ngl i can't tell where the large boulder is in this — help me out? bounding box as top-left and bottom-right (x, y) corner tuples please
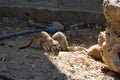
(100, 0), (120, 73)
(103, 0), (120, 27)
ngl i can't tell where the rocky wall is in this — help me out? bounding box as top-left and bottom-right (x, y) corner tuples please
(0, 0), (105, 25)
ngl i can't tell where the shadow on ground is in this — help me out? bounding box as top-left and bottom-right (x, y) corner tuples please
(0, 36), (68, 80)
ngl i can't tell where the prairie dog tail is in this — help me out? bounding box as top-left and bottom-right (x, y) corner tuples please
(67, 46), (86, 51)
(19, 39), (33, 49)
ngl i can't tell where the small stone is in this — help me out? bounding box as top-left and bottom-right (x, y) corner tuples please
(52, 21), (64, 31)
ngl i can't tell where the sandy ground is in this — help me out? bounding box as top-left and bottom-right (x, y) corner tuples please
(0, 24), (120, 80)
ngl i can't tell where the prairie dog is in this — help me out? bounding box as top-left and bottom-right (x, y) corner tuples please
(19, 31), (59, 51)
(51, 40), (61, 51)
(52, 32), (68, 51)
(87, 44), (103, 60)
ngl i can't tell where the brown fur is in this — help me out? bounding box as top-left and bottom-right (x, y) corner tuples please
(52, 32), (68, 51)
(51, 40), (61, 51)
(19, 31), (60, 51)
(52, 32), (86, 51)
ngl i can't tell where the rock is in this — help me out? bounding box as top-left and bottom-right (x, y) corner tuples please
(101, 43), (120, 73)
(52, 21), (64, 31)
(103, 0), (120, 27)
(98, 31), (106, 46)
(105, 27), (120, 43)
(0, 42), (5, 46)
(2, 17), (9, 25)
(87, 44), (103, 61)
(58, 51), (70, 56)
(100, 0), (120, 73)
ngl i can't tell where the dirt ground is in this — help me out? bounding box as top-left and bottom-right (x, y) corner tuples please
(0, 23), (120, 80)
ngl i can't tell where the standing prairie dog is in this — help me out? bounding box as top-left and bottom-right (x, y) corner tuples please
(52, 32), (68, 51)
(19, 31), (60, 51)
